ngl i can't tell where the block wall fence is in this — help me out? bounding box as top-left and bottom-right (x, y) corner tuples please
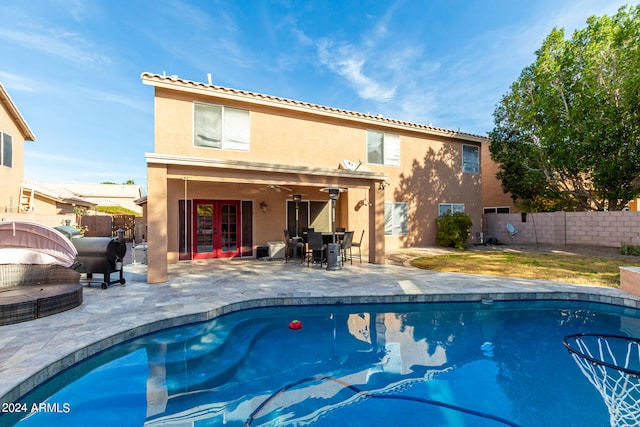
(482, 211), (640, 248)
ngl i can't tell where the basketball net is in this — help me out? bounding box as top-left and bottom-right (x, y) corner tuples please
(564, 334), (640, 427)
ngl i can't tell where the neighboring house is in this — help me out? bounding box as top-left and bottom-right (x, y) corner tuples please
(0, 83), (36, 213)
(626, 199), (640, 211)
(142, 73), (486, 283)
(19, 180), (96, 214)
(23, 182), (143, 215)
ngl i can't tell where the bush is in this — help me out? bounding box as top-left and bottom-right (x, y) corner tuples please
(620, 243), (640, 256)
(436, 212), (473, 250)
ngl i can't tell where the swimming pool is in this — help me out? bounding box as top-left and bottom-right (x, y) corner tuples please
(3, 300), (639, 426)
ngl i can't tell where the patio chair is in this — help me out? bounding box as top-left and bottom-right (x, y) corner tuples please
(340, 231), (354, 265)
(284, 229), (304, 263)
(350, 230), (365, 264)
(306, 232), (327, 267)
(302, 228), (314, 243)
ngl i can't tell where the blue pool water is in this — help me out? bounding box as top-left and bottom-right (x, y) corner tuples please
(3, 300), (639, 427)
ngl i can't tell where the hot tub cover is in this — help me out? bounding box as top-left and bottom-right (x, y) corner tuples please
(0, 220), (78, 267)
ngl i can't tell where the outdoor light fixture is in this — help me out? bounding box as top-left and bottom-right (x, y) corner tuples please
(378, 181), (391, 190)
(260, 202), (268, 213)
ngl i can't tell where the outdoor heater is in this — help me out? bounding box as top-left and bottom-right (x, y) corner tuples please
(320, 187), (346, 271)
(292, 194), (303, 238)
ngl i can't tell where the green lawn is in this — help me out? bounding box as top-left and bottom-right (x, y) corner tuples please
(410, 251), (640, 287)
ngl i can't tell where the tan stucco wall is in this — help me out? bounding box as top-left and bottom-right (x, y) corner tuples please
(147, 163), (168, 283)
(153, 87), (483, 250)
(0, 101), (26, 213)
(146, 82), (485, 281)
(378, 133), (483, 251)
(153, 88), (370, 168)
(481, 139), (515, 212)
(31, 195), (60, 215)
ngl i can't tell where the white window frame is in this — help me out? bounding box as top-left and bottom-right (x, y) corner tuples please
(193, 102), (250, 151)
(439, 203), (465, 217)
(385, 202), (408, 235)
(367, 130), (400, 166)
(462, 144), (479, 174)
(0, 131), (12, 168)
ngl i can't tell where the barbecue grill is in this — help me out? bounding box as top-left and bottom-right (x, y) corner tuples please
(55, 227), (127, 289)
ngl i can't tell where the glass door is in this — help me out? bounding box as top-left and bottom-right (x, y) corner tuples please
(218, 201), (239, 258)
(195, 202), (214, 257)
(193, 200), (240, 259)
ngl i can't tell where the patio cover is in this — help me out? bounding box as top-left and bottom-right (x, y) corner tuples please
(0, 221), (78, 267)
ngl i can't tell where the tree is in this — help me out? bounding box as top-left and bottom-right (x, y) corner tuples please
(490, 5), (640, 211)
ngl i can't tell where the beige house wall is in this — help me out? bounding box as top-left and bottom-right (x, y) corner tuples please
(0, 101), (27, 213)
(144, 74), (486, 283)
(0, 212), (75, 228)
(481, 139), (515, 212)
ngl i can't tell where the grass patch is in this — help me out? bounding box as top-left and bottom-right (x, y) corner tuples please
(410, 251), (640, 287)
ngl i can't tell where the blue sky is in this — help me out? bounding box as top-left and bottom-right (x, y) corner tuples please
(0, 0), (630, 189)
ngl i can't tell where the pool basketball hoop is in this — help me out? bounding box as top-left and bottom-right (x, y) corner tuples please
(563, 334), (640, 427)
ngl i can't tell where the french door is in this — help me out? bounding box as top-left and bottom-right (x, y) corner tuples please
(193, 200), (240, 259)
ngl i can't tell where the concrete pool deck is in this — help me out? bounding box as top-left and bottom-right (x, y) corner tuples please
(2, 251), (640, 405)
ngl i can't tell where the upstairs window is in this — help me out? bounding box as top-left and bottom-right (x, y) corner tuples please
(0, 132), (12, 168)
(367, 130), (400, 166)
(462, 144), (479, 174)
(194, 102), (250, 151)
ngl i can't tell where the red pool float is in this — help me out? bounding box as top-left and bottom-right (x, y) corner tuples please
(289, 320), (303, 330)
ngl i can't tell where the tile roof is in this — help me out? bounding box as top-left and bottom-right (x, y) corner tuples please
(141, 72), (487, 143)
(40, 182), (142, 199)
(22, 181), (95, 207)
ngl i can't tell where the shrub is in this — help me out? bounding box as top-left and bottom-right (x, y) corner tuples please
(436, 212), (473, 250)
(620, 243), (640, 256)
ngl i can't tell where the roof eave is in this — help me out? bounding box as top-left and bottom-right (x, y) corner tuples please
(0, 83), (36, 141)
(145, 153), (388, 182)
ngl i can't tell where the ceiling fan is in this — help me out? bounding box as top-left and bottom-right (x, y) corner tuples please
(261, 184), (293, 192)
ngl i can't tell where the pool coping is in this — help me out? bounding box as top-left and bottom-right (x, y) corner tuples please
(2, 260), (640, 407)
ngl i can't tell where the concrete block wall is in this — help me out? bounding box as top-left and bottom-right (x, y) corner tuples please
(0, 212), (75, 228)
(482, 211), (640, 248)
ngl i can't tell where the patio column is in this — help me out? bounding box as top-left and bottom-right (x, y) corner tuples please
(147, 163), (168, 283)
(368, 182), (386, 264)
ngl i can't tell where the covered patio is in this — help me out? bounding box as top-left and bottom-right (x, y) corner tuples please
(145, 153), (389, 283)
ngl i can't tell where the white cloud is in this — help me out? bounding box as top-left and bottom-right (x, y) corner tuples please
(0, 72), (38, 93)
(81, 88), (150, 113)
(0, 27), (111, 65)
(317, 39), (396, 102)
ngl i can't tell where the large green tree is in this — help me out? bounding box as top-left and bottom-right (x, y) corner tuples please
(489, 5), (640, 211)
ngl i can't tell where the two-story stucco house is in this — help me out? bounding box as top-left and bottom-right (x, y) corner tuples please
(0, 83), (35, 214)
(142, 73), (486, 283)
